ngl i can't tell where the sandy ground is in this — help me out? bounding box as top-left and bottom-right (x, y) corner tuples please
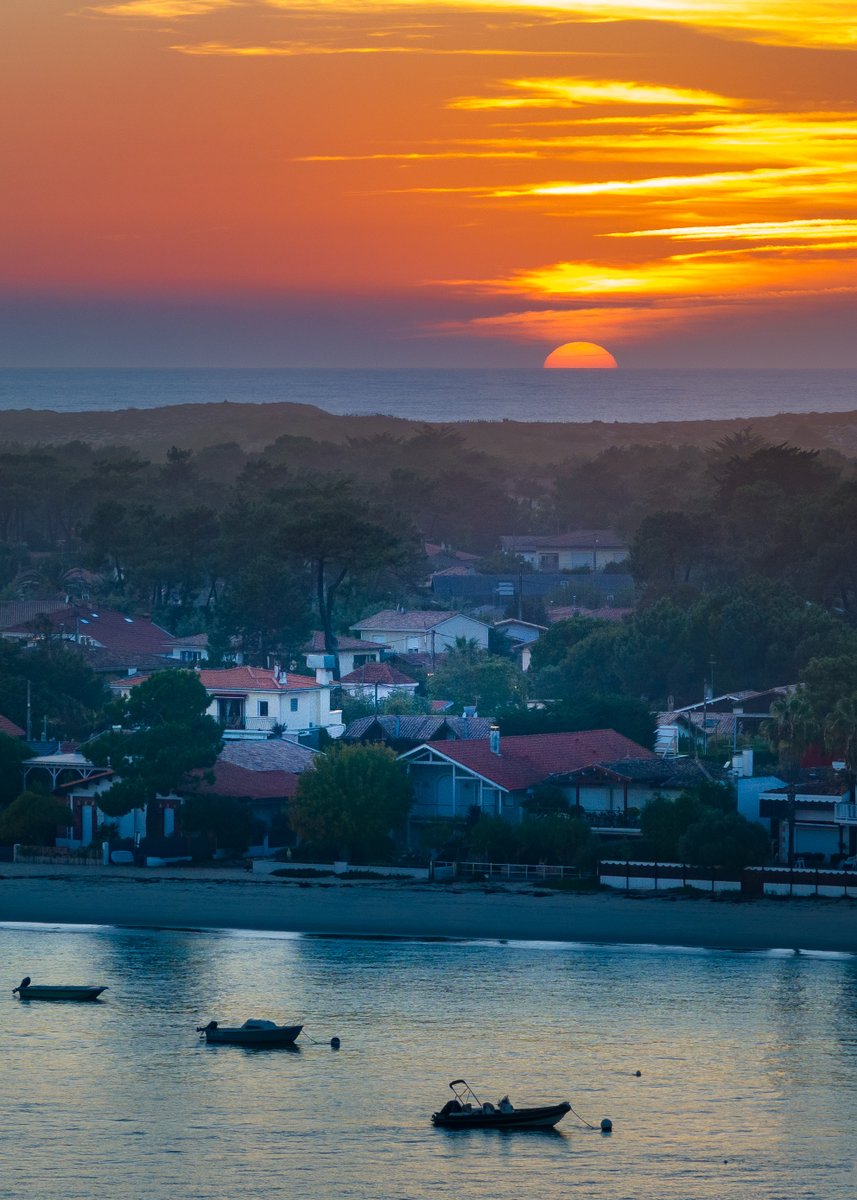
(2, 864), (857, 952)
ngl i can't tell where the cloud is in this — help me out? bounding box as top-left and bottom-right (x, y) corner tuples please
(450, 77), (738, 111)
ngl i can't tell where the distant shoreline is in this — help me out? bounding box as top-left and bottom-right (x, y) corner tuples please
(2, 866), (857, 954)
(0, 395), (856, 459)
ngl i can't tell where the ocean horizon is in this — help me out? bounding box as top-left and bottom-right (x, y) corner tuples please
(0, 367), (855, 424)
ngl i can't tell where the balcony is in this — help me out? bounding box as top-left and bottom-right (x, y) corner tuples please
(835, 802), (857, 824)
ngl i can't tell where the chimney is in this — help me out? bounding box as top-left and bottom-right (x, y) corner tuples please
(489, 725), (500, 755)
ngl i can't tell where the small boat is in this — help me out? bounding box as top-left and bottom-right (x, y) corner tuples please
(13, 977), (107, 1002)
(432, 1079), (571, 1130)
(196, 1019), (303, 1047)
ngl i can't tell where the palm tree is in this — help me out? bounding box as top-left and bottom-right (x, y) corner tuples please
(825, 693), (857, 771)
(762, 690), (818, 774)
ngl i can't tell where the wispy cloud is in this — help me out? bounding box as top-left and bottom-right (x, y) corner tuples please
(87, 0), (238, 15)
(450, 77), (737, 110)
(609, 219), (857, 242)
(85, 0), (857, 49)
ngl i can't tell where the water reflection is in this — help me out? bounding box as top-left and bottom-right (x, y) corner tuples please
(3, 924), (857, 1200)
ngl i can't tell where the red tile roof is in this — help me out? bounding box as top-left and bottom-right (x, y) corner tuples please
(2, 603), (178, 660)
(339, 662), (418, 686)
(197, 667), (318, 691)
(0, 713), (25, 738)
(194, 761), (303, 800)
(419, 729), (655, 791)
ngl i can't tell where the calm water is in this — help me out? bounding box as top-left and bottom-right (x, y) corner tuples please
(3, 924), (857, 1200)
(0, 368), (855, 423)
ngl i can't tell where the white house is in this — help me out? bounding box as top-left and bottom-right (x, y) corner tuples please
(111, 663), (344, 740)
(302, 631), (390, 677)
(493, 618), (547, 671)
(337, 661), (420, 704)
(350, 610), (490, 658)
(500, 530), (629, 573)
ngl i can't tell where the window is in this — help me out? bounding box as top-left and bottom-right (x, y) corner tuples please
(538, 553), (559, 572)
(290, 698), (299, 712)
(258, 700), (269, 717)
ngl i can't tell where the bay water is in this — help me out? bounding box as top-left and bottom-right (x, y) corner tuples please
(3, 923), (856, 1199)
(0, 368), (855, 423)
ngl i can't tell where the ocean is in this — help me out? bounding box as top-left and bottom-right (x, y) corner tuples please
(0, 368), (855, 423)
(4, 923), (856, 1200)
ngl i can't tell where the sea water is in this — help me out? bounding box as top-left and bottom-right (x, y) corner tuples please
(0, 368), (855, 423)
(3, 923), (856, 1200)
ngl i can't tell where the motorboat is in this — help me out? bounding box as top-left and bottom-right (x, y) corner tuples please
(432, 1079), (572, 1130)
(196, 1019), (303, 1047)
(13, 977), (107, 1001)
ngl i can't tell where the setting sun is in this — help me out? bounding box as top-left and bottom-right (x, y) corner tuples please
(543, 342), (618, 369)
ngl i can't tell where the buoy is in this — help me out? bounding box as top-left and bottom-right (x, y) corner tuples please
(330, 1036), (341, 1049)
(601, 1118), (613, 1133)
(634, 1070), (641, 1077)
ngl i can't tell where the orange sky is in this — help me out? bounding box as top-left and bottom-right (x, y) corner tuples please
(2, 0), (856, 365)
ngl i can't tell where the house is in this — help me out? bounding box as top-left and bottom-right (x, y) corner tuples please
(738, 770), (857, 865)
(190, 738), (318, 841)
(343, 713), (494, 752)
(424, 543), (481, 573)
(1, 601), (198, 676)
(656, 686), (795, 757)
(350, 610), (490, 658)
(337, 661), (419, 703)
(302, 631), (390, 677)
(400, 727), (658, 833)
(111, 663), (345, 741)
(500, 531), (629, 573)
(21, 749), (150, 847)
(493, 618), (547, 671)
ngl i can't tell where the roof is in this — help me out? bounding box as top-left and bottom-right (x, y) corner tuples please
(2, 603), (180, 665)
(219, 739), (317, 773)
(194, 761), (303, 800)
(303, 631), (389, 653)
(424, 543), (481, 562)
(0, 714), (25, 738)
(501, 530), (628, 552)
(339, 662), (418, 686)
(409, 729), (656, 791)
(547, 606), (634, 624)
(344, 714), (494, 742)
(351, 609), (483, 632)
(197, 667), (318, 692)
(191, 739), (317, 800)
(0, 599), (70, 629)
(554, 757), (711, 788)
(494, 619), (548, 632)
(170, 633), (209, 647)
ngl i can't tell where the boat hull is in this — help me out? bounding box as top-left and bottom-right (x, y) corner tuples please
(432, 1101), (571, 1130)
(203, 1024), (303, 1047)
(16, 986), (106, 1002)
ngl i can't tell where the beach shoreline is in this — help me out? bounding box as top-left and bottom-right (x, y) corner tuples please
(2, 864), (857, 952)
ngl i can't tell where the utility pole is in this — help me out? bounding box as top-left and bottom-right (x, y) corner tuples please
(26, 679), (32, 742)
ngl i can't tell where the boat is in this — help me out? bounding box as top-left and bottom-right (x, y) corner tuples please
(432, 1080), (572, 1130)
(196, 1018), (303, 1047)
(12, 977), (107, 1002)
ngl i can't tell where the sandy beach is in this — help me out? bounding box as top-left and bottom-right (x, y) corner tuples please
(2, 864), (857, 952)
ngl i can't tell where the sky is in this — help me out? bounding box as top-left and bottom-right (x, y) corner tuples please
(2, 0), (856, 367)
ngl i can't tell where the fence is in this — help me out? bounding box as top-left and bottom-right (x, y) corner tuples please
(432, 860), (585, 882)
(11, 844), (104, 866)
(599, 860), (857, 898)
